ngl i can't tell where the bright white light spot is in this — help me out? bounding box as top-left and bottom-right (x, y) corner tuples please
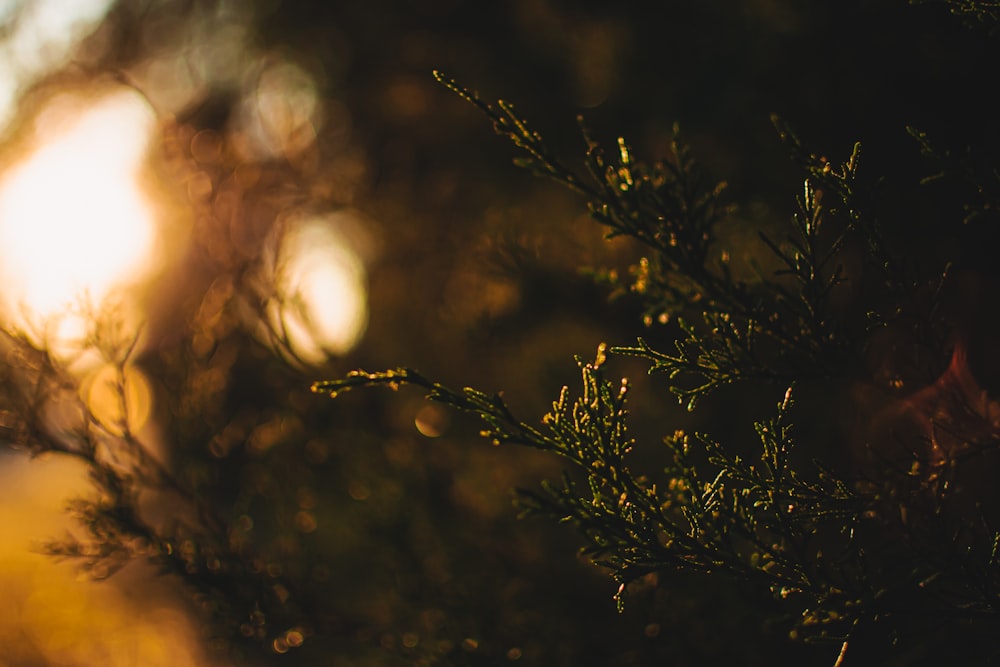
(0, 88), (158, 340)
(270, 212), (368, 363)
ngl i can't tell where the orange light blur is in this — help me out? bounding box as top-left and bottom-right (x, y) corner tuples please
(0, 87), (159, 350)
(0, 86), (203, 664)
(0, 453), (221, 667)
(268, 212), (369, 363)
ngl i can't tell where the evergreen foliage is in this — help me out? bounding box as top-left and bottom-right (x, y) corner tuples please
(314, 27), (1000, 663)
(0, 314), (313, 657)
(913, 0), (1000, 28)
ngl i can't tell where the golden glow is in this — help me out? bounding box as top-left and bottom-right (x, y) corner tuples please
(81, 363), (154, 436)
(0, 453), (220, 667)
(269, 212), (368, 363)
(0, 88), (158, 345)
(415, 404), (449, 438)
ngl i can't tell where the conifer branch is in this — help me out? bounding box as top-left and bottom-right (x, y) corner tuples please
(315, 358), (878, 641)
(316, 67), (1000, 659)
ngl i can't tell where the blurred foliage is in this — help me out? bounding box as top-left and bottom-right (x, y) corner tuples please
(2, 1), (1000, 666)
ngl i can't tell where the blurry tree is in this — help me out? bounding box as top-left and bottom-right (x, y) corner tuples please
(1, 1), (999, 666)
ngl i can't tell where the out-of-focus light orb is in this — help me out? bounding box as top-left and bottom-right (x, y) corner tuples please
(236, 56), (323, 161)
(0, 87), (158, 342)
(81, 363), (154, 437)
(270, 212), (368, 364)
(125, 3), (258, 117)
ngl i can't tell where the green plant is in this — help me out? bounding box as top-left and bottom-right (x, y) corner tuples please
(314, 56), (1000, 663)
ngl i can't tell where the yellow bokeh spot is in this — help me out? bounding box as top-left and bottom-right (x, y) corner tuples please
(0, 86), (158, 346)
(414, 403), (449, 438)
(80, 362), (153, 436)
(268, 211), (368, 363)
